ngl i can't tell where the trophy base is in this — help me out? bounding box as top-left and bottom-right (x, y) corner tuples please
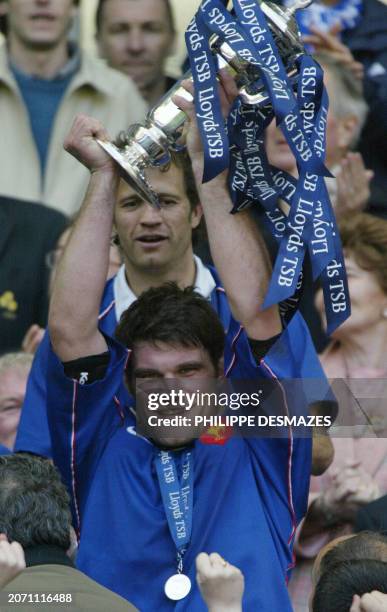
(97, 140), (160, 208)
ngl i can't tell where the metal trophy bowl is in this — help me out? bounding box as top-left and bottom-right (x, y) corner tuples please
(97, 0), (312, 207)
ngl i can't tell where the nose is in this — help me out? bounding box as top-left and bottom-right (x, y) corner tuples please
(139, 203), (163, 226)
(126, 28), (146, 54)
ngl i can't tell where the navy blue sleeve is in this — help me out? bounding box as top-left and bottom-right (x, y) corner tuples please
(46, 335), (129, 531)
(14, 330), (52, 458)
(223, 312), (314, 574)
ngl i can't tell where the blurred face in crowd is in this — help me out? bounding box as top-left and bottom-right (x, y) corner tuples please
(48, 226), (122, 296)
(266, 69), (359, 173)
(0, 364), (29, 449)
(5, 0), (76, 50)
(114, 163), (202, 274)
(316, 253), (387, 339)
(97, 0), (175, 99)
(133, 341), (222, 449)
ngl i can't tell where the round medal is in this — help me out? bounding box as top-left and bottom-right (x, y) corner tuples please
(164, 574), (192, 601)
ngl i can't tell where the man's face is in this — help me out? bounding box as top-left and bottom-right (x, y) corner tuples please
(6, 0), (75, 51)
(97, 0), (174, 96)
(0, 366), (29, 450)
(114, 163), (201, 273)
(133, 341), (223, 449)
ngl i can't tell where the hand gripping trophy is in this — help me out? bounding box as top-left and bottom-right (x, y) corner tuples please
(97, 0), (312, 207)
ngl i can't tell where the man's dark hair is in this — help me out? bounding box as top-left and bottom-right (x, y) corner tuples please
(312, 559), (387, 612)
(0, 454), (72, 551)
(96, 0), (176, 35)
(0, 0), (80, 36)
(319, 532), (387, 579)
(115, 283), (225, 382)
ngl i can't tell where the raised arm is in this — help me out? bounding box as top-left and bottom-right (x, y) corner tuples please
(174, 74), (281, 340)
(48, 115), (119, 362)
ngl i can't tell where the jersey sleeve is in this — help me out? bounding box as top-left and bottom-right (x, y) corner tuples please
(14, 330), (53, 457)
(224, 312), (316, 576)
(46, 333), (129, 530)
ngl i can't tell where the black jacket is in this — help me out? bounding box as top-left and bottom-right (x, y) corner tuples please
(355, 494), (387, 534)
(0, 196), (67, 354)
(343, 0), (387, 215)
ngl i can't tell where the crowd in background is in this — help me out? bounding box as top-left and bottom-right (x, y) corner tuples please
(1, 0), (387, 611)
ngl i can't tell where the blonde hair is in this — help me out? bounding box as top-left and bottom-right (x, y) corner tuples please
(0, 352), (33, 376)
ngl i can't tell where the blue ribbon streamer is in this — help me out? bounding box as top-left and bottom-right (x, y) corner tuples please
(185, 0), (351, 334)
(155, 450), (194, 561)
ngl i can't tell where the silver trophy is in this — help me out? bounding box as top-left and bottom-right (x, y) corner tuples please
(98, 0), (312, 207)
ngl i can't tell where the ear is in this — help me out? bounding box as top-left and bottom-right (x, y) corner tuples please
(337, 114), (359, 150)
(66, 526), (78, 561)
(190, 202), (203, 230)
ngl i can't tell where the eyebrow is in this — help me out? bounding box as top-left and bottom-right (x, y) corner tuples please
(134, 362), (204, 377)
(133, 369), (163, 378)
(119, 191), (183, 205)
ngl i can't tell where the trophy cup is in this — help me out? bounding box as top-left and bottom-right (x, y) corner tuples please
(97, 0), (312, 207)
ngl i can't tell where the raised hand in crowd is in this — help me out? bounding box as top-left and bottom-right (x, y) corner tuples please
(318, 460), (380, 523)
(196, 553), (244, 612)
(351, 592), (387, 612)
(335, 152), (374, 216)
(0, 536), (25, 590)
(303, 25), (364, 81)
(21, 325), (45, 355)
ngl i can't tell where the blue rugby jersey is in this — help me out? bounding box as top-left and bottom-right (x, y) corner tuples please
(15, 268), (233, 458)
(46, 314), (314, 611)
(0, 444), (11, 455)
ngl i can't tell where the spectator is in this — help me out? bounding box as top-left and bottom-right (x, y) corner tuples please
(0, 196), (67, 353)
(312, 532), (387, 586)
(0, 454), (137, 611)
(21, 220), (123, 356)
(341, 0), (387, 218)
(0, 0), (147, 216)
(42, 76), (320, 611)
(300, 0), (387, 217)
(0, 353), (33, 452)
(96, 0), (176, 107)
(310, 531), (387, 612)
(289, 213), (387, 612)
(312, 560), (387, 612)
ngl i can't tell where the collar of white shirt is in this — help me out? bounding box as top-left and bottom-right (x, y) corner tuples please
(113, 255), (216, 322)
